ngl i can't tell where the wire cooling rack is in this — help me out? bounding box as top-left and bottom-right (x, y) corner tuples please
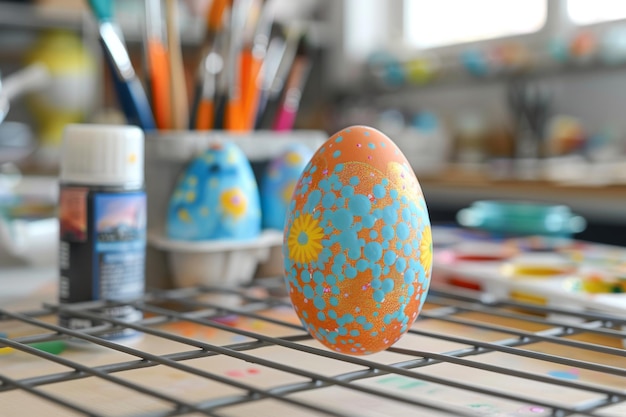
(1, 277), (626, 417)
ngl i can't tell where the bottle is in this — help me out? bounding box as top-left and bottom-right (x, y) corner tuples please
(58, 124), (146, 339)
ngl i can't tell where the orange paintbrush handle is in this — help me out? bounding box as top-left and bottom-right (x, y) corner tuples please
(194, 99), (215, 130)
(241, 50), (263, 131)
(148, 38), (172, 130)
(208, 0), (232, 30)
(225, 98), (246, 131)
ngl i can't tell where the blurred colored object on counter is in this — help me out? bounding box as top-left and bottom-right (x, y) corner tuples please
(404, 54), (440, 85)
(492, 41), (533, 72)
(585, 127), (622, 162)
(545, 114), (586, 156)
(575, 265), (626, 293)
(24, 30), (97, 167)
(453, 112), (489, 168)
(600, 25), (626, 65)
(548, 37), (570, 63)
(460, 48), (491, 77)
(457, 200), (586, 239)
(569, 30), (597, 64)
(367, 50), (405, 87)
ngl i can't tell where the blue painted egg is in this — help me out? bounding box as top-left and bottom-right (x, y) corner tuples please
(166, 141), (261, 240)
(261, 143), (313, 230)
(283, 126), (432, 355)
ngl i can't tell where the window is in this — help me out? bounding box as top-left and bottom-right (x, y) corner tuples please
(404, 0), (547, 49)
(567, 0), (626, 25)
(344, 0), (390, 58)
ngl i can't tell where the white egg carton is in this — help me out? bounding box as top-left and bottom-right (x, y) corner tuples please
(148, 229), (284, 292)
(145, 130), (327, 163)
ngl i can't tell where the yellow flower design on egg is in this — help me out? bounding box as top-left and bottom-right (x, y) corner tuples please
(178, 208), (191, 223)
(288, 213), (324, 265)
(285, 151), (303, 166)
(420, 226), (433, 276)
(220, 188), (248, 218)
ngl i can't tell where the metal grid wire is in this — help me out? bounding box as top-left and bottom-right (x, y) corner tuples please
(1, 277), (626, 417)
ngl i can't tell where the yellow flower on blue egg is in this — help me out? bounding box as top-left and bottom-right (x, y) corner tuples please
(220, 188), (248, 218)
(178, 208), (191, 223)
(285, 151), (303, 166)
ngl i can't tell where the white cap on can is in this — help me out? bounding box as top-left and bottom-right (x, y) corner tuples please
(60, 124), (144, 187)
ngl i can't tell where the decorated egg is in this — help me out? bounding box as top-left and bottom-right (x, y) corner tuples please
(166, 141), (261, 240)
(261, 143), (313, 230)
(283, 126), (432, 355)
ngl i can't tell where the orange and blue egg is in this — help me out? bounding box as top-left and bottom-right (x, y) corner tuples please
(283, 126), (432, 355)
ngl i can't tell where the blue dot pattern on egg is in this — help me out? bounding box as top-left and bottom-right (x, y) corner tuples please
(283, 126), (432, 355)
(261, 143), (313, 230)
(166, 141), (261, 240)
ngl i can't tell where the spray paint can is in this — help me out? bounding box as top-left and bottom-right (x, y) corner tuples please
(58, 124), (146, 338)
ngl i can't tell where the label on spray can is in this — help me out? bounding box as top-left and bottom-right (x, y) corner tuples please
(59, 186), (146, 338)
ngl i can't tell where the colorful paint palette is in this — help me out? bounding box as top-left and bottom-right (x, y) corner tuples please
(433, 227), (626, 322)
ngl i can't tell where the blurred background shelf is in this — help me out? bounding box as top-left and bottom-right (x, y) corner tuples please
(421, 165), (626, 245)
(3, 0), (626, 250)
(0, 1), (206, 46)
(0, 2), (87, 32)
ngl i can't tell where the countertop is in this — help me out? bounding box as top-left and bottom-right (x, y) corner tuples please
(1, 229), (626, 416)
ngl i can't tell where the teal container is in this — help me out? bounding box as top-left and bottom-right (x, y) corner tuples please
(456, 200), (586, 238)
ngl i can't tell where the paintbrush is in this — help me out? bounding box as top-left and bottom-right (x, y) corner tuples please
(144, 0), (172, 130)
(255, 24), (302, 129)
(166, 0), (189, 130)
(87, 0), (155, 130)
(240, 0), (274, 130)
(253, 24), (286, 129)
(224, 0), (256, 131)
(189, 0), (232, 130)
(272, 32), (311, 131)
